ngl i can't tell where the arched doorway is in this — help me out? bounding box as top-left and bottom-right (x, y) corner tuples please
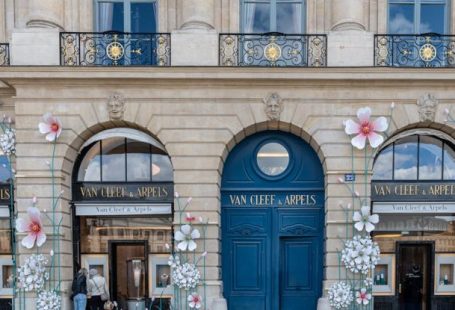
(221, 131), (324, 310)
(72, 128), (174, 310)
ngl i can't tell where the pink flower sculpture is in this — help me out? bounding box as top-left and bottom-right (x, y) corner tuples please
(38, 113), (62, 142)
(344, 107), (388, 149)
(188, 292), (202, 309)
(16, 207), (46, 249)
(355, 288), (372, 305)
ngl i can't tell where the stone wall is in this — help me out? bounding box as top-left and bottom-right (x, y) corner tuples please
(0, 67), (454, 308)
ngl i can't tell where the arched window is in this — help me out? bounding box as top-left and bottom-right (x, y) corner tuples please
(373, 133), (455, 181)
(76, 129), (172, 183)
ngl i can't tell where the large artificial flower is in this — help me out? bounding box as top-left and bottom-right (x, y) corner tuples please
(175, 224), (200, 251)
(355, 288), (372, 305)
(328, 281), (353, 309)
(170, 260), (201, 290)
(341, 235), (380, 274)
(353, 206), (379, 233)
(16, 254), (49, 292)
(37, 290), (61, 310)
(0, 128), (15, 156)
(16, 207), (46, 249)
(188, 292), (202, 309)
(38, 113), (62, 142)
(344, 107), (388, 149)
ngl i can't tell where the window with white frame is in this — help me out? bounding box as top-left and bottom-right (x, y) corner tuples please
(95, 0), (157, 33)
(388, 0), (449, 34)
(241, 0), (306, 33)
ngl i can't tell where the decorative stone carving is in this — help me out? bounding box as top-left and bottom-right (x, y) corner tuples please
(417, 93), (438, 122)
(264, 93), (283, 120)
(107, 92), (126, 120)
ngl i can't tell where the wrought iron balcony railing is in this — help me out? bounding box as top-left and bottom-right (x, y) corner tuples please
(375, 34), (455, 67)
(219, 33), (327, 67)
(0, 44), (9, 66)
(60, 32), (171, 66)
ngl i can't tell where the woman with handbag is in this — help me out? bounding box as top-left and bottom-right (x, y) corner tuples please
(88, 269), (109, 310)
(71, 268), (88, 310)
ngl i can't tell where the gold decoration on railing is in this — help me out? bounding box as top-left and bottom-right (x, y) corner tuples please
(419, 43), (436, 62)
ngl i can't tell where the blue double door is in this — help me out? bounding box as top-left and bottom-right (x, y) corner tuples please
(222, 206), (323, 310)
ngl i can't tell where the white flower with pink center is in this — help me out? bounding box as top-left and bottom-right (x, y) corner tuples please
(355, 287), (372, 305)
(38, 113), (62, 142)
(188, 292), (202, 309)
(16, 207), (46, 249)
(344, 107), (388, 149)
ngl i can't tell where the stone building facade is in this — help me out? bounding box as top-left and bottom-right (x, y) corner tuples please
(0, 1), (455, 310)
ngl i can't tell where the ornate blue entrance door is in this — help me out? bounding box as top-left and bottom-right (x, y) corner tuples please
(221, 131), (324, 310)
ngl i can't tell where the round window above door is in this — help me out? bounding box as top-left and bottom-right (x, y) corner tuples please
(256, 142), (290, 176)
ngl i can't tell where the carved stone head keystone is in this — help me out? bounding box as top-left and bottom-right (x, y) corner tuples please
(107, 92), (126, 120)
(264, 93), (283, 120)
(417, 93), (438, 122)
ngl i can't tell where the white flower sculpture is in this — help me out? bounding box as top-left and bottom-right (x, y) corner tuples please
(188, 292), (202, 309)
(0, 128), (15, 156)
(341, 235), (380, 274)
(353, 206), (379, 233)
(169, 256), (201, 290)
(16, 254), (49, 292)
(37, 290), (61, 310)
(344, 107), (388, 149)
(364, 277), (373, 287)
(328, 281), (353, 309)
(175, 224), (200, 252)
(355, 287), (372, 305)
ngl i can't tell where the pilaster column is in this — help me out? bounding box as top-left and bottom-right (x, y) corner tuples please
(27, 0), (64, 29)
(331, 0), (366, 31)
(179, 0), (215, 31)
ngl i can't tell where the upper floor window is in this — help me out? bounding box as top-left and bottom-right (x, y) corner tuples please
(241, 0), (306, 33)
(373, 134), (455, 181)
(388, 0), (449, 34)
(95, 0), (157, 33)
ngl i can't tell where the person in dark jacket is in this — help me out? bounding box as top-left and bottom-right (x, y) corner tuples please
(72, 268), (88, 310)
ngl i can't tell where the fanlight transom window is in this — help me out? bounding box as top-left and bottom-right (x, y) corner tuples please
(77, 131), (172, 183)
(373, 134), (455, 180)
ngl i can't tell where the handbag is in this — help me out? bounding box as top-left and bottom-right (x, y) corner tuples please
(92, 278), (109, 301)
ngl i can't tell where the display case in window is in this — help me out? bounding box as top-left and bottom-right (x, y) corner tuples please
(127, 258), (146, 310)
(0, 257), (13, 296)
(149, 254), (173, 297)
(373, 254), (395, 295)
(435, 254), (455, 295)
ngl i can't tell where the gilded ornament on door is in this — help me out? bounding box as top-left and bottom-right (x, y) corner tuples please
(264, 43), (281, 62)
(419, 43), (436, 62)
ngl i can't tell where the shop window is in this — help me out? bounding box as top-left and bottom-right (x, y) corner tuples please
(373, 134), (455, 181)
(95, 0), (157, 33)
(0, 156), (12, 184)
(0, 219), (11, 254)
(241, 0), (306, 33)
(388, 0), (448, 34)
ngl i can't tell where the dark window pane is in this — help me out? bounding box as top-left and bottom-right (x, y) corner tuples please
(78, 142), (101, 182)
(152, 148), (173, 182)
(244, 2), (271, 32)
(102, 137), (126, 181)
(0, 156), (12, 183)
(420, 4), (446, 34)
(126, 139), (151, 182)
(98, 2), (124, 32)
(389, 3), (415, 34)
(131, 2), (157, 33)
(444, 143), (455, 180)
(394, 136), (418, 180)
(373, 144), (394, 180)
(418, 136), (442, 180)
(277, 3), (302, 33)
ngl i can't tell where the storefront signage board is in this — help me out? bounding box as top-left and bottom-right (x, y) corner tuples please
(372, 181), (455, 202)
(74, 182), (173, 203)
(75, 203), (172, 216)
(222, 191), (323, 207)
(373, 202), (455, 214)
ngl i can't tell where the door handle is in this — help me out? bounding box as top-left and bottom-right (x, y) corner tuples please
(398, 283), (402, 294)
